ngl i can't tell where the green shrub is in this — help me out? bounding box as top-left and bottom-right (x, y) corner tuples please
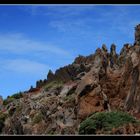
(0, 119), (4, 133)
(3, 97), (14, 106)
(3, 92), (23, 106)
(66, 86), (76, 96)
(10, 92), (23, 99)
(0, 112), (8, 133)
(64, 94), (75, 103)
(47, 130), (56, 135)
(79, 111), (138, 134)
(8, 107), (16, 116)
(45, 81), (63, 91)
(3, 99), (9, 106)
(0, 112), (7, 121)
(33, 112), (43, 124)
(16, 105), (22, 113)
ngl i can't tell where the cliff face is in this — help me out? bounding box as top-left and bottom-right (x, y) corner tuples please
(1, 25), (140, 135)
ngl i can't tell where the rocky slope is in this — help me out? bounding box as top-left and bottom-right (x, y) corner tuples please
(1, 24), (140, 135)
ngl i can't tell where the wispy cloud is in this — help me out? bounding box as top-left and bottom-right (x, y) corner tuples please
(21, 5), (140, 37)
(1, 59), (51, 75)
(25, 6), (133, 38)
(21, 5), (97, 34)
(49, 18), (89, 33)
(22, 5), (96, 17)
(0, 32), (73, 76)
(0, 33), (70, 56)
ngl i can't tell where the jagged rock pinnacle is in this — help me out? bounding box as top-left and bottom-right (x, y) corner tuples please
(135, 24), (140, 45)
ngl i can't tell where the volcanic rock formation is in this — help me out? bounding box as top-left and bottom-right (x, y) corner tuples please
(1, 24), (140, 135)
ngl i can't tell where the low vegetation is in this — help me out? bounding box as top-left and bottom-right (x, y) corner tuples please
(3, 92), (23, 106)
(44, 81), (63, 92)
(32, 112), (44, 124)
(79, 111), (138, 134)
(10, 92), (23, 99)
(0, 112), (8, 133)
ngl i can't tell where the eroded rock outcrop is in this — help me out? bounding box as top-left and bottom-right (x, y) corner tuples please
(135, 24), (140, 45)
(1, 24), (140, 135)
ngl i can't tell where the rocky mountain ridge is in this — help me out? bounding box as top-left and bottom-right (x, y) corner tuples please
(1, 24), (140, 135)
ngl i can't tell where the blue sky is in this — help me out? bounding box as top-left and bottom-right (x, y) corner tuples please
(0, 5), (140, 99)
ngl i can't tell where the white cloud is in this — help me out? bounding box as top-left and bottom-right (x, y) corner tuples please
(0, 32), (73, 76)
(1, 59), (51, 75)
(49, 19), (87, 33)
(0, 33), (70, 56)
(22, 5), (96, 17)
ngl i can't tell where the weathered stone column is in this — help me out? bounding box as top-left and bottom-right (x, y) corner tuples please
(135, 24), (140, 45)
